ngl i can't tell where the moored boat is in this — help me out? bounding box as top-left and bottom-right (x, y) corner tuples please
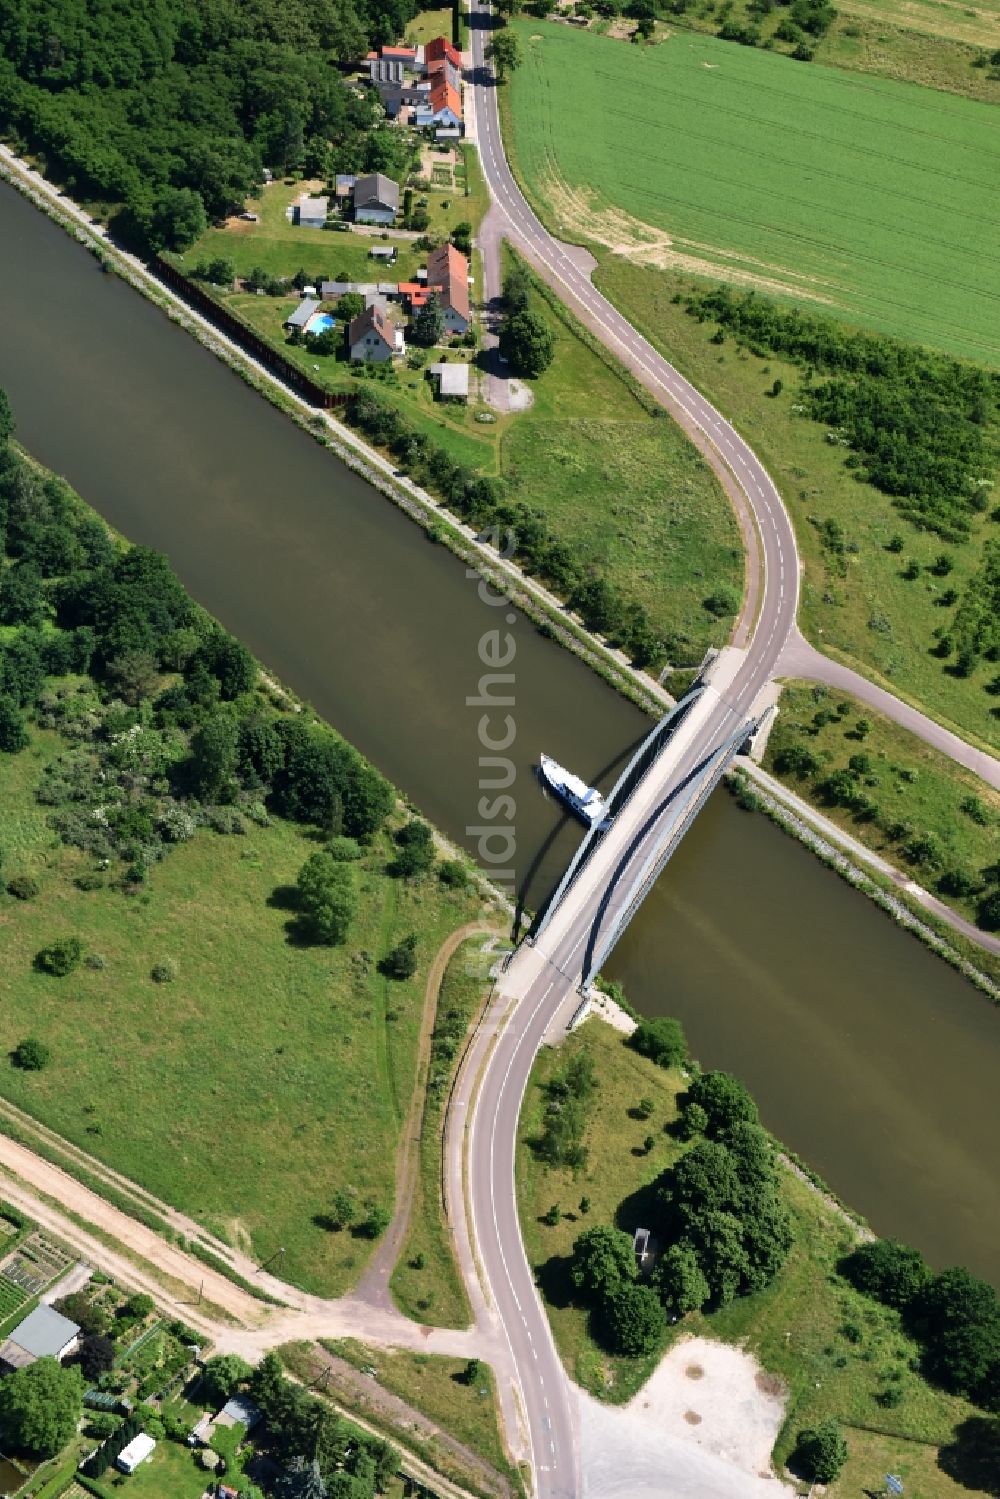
(539, 753), (609, 827)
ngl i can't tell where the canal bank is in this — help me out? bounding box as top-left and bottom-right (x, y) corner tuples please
(0, 176), (998, 1283)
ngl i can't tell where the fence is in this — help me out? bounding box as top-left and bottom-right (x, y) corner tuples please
(150, 256), (350, 411)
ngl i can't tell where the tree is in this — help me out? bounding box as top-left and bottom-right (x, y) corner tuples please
(685, 1071), (759, 1138)
(188, 715), (239, 801)
(656, 1243), (710, 1315)
(336, 293), (366, 323)
(635, 1097), (654, 1120)
(392, 819), (435, 877)
(148, 187), (208, 252)
(55, 1292), (107, 1337)
(358, 1203), (391, 1239)
(488, 29), (524, 79)
(628, 1017), (688, 1070)
(249, 1352), (286, 1412)
(602, 1282), (664, 1356)
(77, 1334), (115, 1380)
(570, 1225), (637, 1302)
(0, 1357), (83, 1456)
(295, 853), (357, 945)
(978, 888), (1000, 932)
(841, 1238), (929, 1310)
(0, 694), (29, 753)
(274, 1457), (329, 1499)
(382, 932), (418, 980)
(329, 1189), (355, 1229)
(502, 262), (532, 315)
(462, 1358), (482, 1386)
(119, 1292), (154, 1320)
(917, 1267), (1000, 1398)
(678, 1101), (708, 1140)
(413, 293), (445, 347)
(200, 1354), (253, 1409)
(499, 310), (554, 377)
(0, 388), (13, 447)
(11, 1037), (49, 1071)
(792, 1419), (848, 1484)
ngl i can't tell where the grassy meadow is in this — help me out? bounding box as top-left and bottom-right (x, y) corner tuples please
(0, 725), (483, 1297)
(507, 23), (1000, 364)
(519, 1020), (978, 1494)
(591, 261), (1000, 752)
(764, 682), (1000, 928)
(391, 937), (494, 1327)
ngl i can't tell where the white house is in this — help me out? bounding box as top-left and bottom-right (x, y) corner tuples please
(116, 1434), (157, 1475)
(349, 304), (403, 363)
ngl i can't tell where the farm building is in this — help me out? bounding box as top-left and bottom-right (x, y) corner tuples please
(294, 195), (329, 228)
(349, 304), (403, 362)
(116, 1434), (157, 1475)
(425, 243), (470, 335)
(353, 173), (400, 225)
(0, 1305), (80, 1370)
(429, 362), (469, 401)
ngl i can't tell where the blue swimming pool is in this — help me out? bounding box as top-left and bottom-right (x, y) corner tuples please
(306, 312), (336, 335)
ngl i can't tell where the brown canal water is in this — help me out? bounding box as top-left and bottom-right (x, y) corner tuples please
(1, 179), (998, 1281)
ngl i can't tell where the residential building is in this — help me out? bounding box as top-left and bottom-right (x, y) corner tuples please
(284, 299), (321, 330)
(349, 304), (403, 362)
(334, 174), (357, 200)
(415, 78), (462, 131)
(0, 1305), (80, 1371)
(427, 55), (462, 91)
(294, 195), (329, 228)
(368, 244), (397, 264)
(424, 37), (462, 71)
(425, 243), (470, 335)
(353, 173), (400, 225)
(116, 1434), (157, 1475)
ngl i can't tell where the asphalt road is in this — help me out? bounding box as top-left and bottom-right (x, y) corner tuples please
(464, 16), (805, 1496)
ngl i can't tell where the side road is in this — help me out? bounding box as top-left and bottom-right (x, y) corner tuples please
(779, 628), (1000, 792)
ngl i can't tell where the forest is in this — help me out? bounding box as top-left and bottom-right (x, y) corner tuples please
(0, 0), (422, 249)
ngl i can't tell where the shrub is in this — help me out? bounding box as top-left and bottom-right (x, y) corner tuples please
(628, 1017), (688, 1069)
(6, 875), (39, 901)
(34, 937), (84, 976)
(381, 933), (418, 980)
(151, 960), (178, 983)
(12, 1038), (51, 1071)
(792, 1420), (848, 1484)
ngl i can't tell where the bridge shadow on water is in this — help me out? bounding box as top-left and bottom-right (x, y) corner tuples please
(578, 746), (725, 984)
(513, 734), (647, 941)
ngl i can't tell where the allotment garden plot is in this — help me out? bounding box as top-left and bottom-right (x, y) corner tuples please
(508, 23), (1000, 364)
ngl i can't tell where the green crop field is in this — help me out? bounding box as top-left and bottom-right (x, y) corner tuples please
(507, 23), (1000, 363)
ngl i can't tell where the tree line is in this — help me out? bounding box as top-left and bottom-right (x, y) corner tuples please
(0, 0), (424, 250)
(683, 285), (999, 542)
(348, 385), (669, 666)
(0, 389), (394, 895)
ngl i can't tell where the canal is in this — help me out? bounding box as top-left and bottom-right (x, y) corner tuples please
(1, 178), (997, 1281)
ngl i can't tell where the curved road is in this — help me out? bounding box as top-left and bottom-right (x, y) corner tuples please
(463, 15), (804, 1497)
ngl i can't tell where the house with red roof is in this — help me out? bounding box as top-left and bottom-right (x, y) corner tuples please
(425, 243), (470, 336)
